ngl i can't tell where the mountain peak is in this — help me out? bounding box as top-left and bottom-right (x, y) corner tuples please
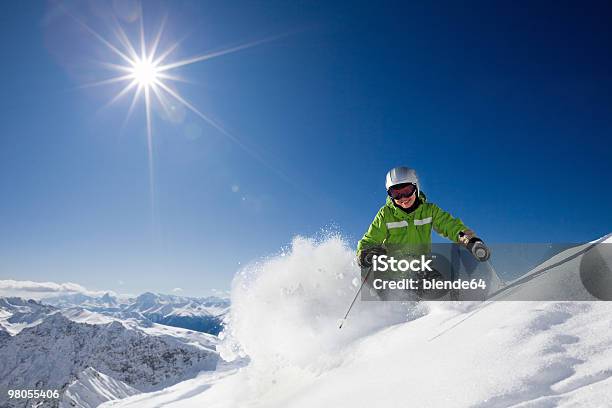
(101, 292), (116, 302)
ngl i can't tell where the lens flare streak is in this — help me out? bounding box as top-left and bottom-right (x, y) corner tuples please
(70, 10), (294, 216)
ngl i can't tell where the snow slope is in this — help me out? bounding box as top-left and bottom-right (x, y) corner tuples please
(103, 234), (612, 408)
(61, 367), (140, 408)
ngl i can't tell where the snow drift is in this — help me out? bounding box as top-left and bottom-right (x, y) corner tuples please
(219, 235), (419, 371)
(104, 235), (612, 408)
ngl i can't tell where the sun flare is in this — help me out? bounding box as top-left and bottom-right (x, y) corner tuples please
(75, 13), (259, 208)
(72, 9), (289, 212)
(131, 58), (159, 87)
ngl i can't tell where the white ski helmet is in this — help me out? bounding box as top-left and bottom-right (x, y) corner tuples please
(385, 166), (420, 193)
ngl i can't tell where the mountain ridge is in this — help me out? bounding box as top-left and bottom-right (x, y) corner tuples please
(0, 312), (218, 408)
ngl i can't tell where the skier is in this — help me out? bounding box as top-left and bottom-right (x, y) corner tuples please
(357, 166), (490, 299)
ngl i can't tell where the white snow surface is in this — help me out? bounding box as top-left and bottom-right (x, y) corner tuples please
(60, 367), (140, 408)
(103, 234), (612, 408)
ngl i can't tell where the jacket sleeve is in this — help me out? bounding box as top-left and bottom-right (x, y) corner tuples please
(357, 209), (388, 257)
(430, 203), (468, 242)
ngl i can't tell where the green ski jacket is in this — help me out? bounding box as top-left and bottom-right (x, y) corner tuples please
(357, 192), (468, 258)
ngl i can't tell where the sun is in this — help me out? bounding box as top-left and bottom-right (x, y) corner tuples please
(75, 14), (251, 209)
(76, 13), (277, 155)
(72, 9), (291, 214)
(131, 58), (159, 87)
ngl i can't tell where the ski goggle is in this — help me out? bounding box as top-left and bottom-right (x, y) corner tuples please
(388, 183), (417, 200)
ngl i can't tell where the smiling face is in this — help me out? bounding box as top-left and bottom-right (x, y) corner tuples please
(394, 193), (417, 208)
(388, 183), (418, 208)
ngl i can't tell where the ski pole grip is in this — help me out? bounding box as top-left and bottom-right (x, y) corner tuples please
(467, 238), (491, 262)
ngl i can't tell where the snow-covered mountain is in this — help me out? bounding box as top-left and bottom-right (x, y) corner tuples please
(42, 292), (229, 335)
(123, 292), (229, 334)
(61, 367), (140, 408)
(0, 297), (221, 407)
(0, 325), (9, 342)
(101, 235), (612, 408)
(43, 293), (126, 312)
(0, 313), (219, 408)
(60, 307), (219, 351)
(0, 297), (58, 335)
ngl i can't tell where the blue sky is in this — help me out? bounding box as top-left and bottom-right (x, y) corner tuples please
(1, 1), (611, 296)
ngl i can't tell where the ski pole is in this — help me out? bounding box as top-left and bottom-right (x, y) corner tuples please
(338, 267), (373, 329)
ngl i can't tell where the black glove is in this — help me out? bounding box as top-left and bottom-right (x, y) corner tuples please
(358, 246), (386, 268)
(466, 237), (491, 262)
(458, 230), (490, 262)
